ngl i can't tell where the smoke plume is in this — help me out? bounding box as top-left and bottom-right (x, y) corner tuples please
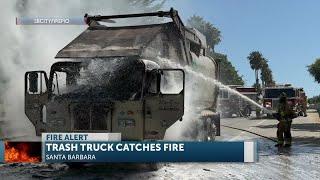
(0, 0), (165, 138)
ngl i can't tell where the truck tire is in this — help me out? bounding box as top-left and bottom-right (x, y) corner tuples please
(243, 106), (251, 117)
(213, 113), (220, 136)
(199, 117), (216, 141)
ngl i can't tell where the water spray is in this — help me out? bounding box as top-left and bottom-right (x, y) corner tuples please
(157, 57), (273, 115)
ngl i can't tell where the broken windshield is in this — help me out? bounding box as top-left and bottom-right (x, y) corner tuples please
(50, 57), (145, 101)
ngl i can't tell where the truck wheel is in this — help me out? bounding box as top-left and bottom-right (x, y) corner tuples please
(200, 118), (216, 141)
(244, 106), (251, 117)
(238, 111), (243, 117)
(207, 123), (216, 141)
(256, 109), (261, 118)
(299, 111), (303, 116)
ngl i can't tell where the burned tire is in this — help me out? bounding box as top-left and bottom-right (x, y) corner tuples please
(243, 106), (252, 117)
(184, 113), (218, 141)
(298, 111), (304, 116)
(213, 113), (220, 136)
(198, 117), (216, 141)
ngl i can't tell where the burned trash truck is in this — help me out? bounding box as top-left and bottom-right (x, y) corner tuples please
(24, 9), (220, 141)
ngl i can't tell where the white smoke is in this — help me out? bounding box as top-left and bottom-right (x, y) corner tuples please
(0, 0), (165, 138)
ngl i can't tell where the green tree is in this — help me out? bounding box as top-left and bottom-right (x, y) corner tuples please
(211, 52), (244, 85)
(308, 95), (320, 104)
(247, 51), (265, 89)
(260, 59), (275, 87)
(308, 58), (320, 83)
(187, 15), (221, 51)
(187, 15), (243, 85)
(247, 51), (268, 118)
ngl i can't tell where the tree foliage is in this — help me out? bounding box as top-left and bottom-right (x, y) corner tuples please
(308, 58), (320, 84)
(187, 15), (221, 50)
(187, 15), (243, 85)
(247, 51), (275, 88)
(308, 95), (320, 104)
(211, 52), (244, 85)
(247, 51), (264, 89)
(247, 51), (264, 71)
(260, 59), (275, 87)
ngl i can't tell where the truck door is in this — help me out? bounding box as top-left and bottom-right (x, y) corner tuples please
(25, 71), (48, 135)
(144, 69), (185, 139)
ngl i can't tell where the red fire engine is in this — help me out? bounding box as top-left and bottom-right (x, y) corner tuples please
(263, 85), (307, 117)
(218, 86), (258, 118)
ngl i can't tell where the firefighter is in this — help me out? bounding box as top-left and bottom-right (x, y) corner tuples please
(275, 92), (296, 147)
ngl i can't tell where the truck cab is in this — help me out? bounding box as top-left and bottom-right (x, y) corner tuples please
(25, 58), (184, 140)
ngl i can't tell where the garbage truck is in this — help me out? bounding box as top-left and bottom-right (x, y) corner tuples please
(24, 8), (220, 141)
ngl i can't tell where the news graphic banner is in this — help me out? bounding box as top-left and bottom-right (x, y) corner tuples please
(42, 133), (258, 163)
(0, 142), (3, 163)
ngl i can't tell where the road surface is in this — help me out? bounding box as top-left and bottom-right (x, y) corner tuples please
(0, 111), (319, 179)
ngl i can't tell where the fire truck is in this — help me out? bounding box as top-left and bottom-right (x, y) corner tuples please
(296, 88), (307, 116)
(262, 85), (307, 116)
(218, 86), (258, 118)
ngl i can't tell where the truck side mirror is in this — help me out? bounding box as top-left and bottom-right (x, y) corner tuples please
(25, 71), (48, 94)
(29, 72), (39, 93)
(159, 69), (185, 95)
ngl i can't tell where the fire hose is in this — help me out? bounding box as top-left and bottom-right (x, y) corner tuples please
(220, 124), (277, 142)
(184, 108), (277, 142)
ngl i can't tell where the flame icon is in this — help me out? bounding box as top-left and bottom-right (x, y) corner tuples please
(4, 142), (41, 163)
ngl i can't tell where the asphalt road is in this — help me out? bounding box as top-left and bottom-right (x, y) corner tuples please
(0, 112), (319, 179)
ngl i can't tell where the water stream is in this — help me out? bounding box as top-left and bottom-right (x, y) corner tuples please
(157, 56), (272, 115)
